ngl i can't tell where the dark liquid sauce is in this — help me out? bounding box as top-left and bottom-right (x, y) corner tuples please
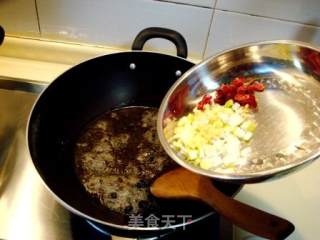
(74, 106), (176, 215)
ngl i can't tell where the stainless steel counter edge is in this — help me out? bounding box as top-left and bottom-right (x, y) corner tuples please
(0, 76), (47, 93)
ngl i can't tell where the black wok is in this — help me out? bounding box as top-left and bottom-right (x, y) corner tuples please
(27, 27), (241, 238)
(0, 25), (4, 45)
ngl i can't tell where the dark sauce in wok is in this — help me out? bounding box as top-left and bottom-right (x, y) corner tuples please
(74, 106), (176, 215)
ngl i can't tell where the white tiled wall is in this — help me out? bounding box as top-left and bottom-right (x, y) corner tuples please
(36, 0), (213, 59)
(205, 10), (320, 58)
(0, 0), (39, 37)
(1, 0), (320, 60)
(216, 0), (320, 26)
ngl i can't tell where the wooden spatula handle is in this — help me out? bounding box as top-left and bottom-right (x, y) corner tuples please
(200, 180), (295, 240)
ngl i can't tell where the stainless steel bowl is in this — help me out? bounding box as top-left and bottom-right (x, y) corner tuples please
(157, 40), (320, 183)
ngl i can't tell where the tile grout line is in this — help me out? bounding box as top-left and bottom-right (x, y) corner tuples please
(202, 0), (218, 59)
(153, 0), (213, 9)
(215, 8), (320, 29)
(34, 0), (42, 35)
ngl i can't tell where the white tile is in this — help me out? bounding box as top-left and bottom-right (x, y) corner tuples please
(0, 0), (39, 36)
(216, 0), (320, 26)
(156, 0), (215, 8)
(37, 0), (213, 60)
(205, 10), (320, 58)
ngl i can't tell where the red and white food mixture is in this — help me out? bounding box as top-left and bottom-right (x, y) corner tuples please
(164, 77), (265, 172)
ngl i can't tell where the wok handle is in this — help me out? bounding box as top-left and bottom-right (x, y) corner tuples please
(132, 27), (188, 58)
(201, 181), (295, 240)
(0, 25), (4, 45)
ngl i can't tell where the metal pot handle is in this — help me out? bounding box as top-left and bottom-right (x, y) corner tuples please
(0, 25), (4, 45)
(132, 27), (188, 59)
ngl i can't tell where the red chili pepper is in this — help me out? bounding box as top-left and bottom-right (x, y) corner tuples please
(234, 93), (250, 103)
(197, 102), (205, 110)
(231, 77), (245, 87)
(237, 85), (251, 94)
(234, 93), (257, 108)
(220, 84), (229, 93)
(214, 89), (226, 105)
(197, 94), (213, 110)
(202, 94), (212, 104)
(221, 84), (236, 101)
(247, 94), (257, 108)
(207, 76), (264, 109)
(249, 82), (265, 92)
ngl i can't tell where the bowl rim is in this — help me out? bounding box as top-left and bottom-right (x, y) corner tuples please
(157, 39), (320, 182)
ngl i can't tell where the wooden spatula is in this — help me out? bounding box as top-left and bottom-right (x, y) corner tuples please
(151, 168), (294, 240)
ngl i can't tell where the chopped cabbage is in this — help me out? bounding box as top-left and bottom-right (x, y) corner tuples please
(166, 100), (256, 171)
